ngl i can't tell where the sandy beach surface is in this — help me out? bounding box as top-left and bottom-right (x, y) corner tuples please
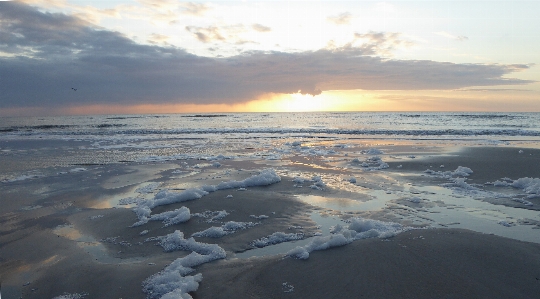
(1, 142), (540, 299)
(196, 229), (540, 299)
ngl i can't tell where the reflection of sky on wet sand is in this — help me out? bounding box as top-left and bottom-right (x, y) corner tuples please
(296, 194), (387, 212)
(53, 224), (143, 264)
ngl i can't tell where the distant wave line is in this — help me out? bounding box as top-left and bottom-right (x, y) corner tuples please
(5, 128), (540, 137)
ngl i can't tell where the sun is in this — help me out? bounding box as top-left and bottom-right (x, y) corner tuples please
(284, 93), (327, 112)
(248, 93), (334, 112)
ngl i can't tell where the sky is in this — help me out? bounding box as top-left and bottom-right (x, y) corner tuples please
(0, 0), (539, 116)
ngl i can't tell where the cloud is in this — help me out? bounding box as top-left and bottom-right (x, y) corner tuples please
(186, 25), (226, 43)
(252, 23), (271, 32)
(435, 31), (468, 41)
(376, 94), (539, 112)
(353, 31), (416, 56)
(148, 33), (170, 44)
(181, 2), (210, 16)
(0, 3), (534, 111)
(19, 0), (123, 25)
(327, 12), (353, 25)
(186, 24), (256, 45)
(454, 88), (531, 92)
(137, 0), (177, 10)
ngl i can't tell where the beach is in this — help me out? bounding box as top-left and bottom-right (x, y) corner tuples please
(3, 0), (540, 296)
(1, 113), (540, 298)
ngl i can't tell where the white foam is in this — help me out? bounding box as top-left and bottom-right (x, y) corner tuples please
(512, 198), (534, 206)
(192, 210), (229, 222)
(192, 221), (258, 238)
(131, 189), (207, 226)
(158, 230), (227, 256)
(487, 177), (540, 199)
(249, 214), (269, 220)
(251, 232), (304, 248)
(286, 234), (350, 259)
(202, 154), (233, 161)
(143, 261), (202, 299)
(511, 177), (540, 198)
(282, 282), (294, 293)
(132, 169), (280, 226)
(424, 166), (473, 178)
(149, 207), (191, 227)
(309, 176), (326, 190)
(192, 226), (229, 238)
(144, 230), (226, 298)
(441, 178), (479, 190)
(362, 148), (384, 155)
(490, 180), (509, 187)
(351, 156), (389, 171)
(293, 176), (306, 184)
(214, 168), (281, 190)
(137, 153), (234, 163)
(52, 293), (88, 299)
(287, 218), (407, 259)
(2, 173), (44, 183)
(153, 188), (209, 207)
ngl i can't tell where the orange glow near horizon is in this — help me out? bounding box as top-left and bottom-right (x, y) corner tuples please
(2, 89), (539, 117)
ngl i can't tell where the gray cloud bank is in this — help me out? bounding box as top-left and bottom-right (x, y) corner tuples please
(0, 3), (533, 109)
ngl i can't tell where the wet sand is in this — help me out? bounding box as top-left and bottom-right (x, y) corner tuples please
(196, 229), (540, 299)
(1, 145), (540, 298)
(0, 162), (317, 298)
(390, 146), (540, 184)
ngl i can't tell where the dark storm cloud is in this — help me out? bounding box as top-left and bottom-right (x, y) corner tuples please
(0, 3), (533, 109)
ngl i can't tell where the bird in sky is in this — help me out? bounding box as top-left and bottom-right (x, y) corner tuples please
(71, 87), (77, 91)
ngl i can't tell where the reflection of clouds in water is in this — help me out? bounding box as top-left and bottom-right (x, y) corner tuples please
(296, 195), (386, 212)
(54, 224), (83, 241)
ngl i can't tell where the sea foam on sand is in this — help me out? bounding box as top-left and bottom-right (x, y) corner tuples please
(424, 166), (473, 178)
(287, 218), (408, 259)
(140, 169), (281, 298)
(143, 230), (226, 299)
(490, 177), (540, 198)
(132, 169), (281, 226)
(192, 221), (259, 238)
(251, 232), (305, 248)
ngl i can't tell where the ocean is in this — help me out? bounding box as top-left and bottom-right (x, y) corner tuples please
(2, 112), (540, 179)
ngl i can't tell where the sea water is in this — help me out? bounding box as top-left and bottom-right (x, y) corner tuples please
(2, 112), (540, 177)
